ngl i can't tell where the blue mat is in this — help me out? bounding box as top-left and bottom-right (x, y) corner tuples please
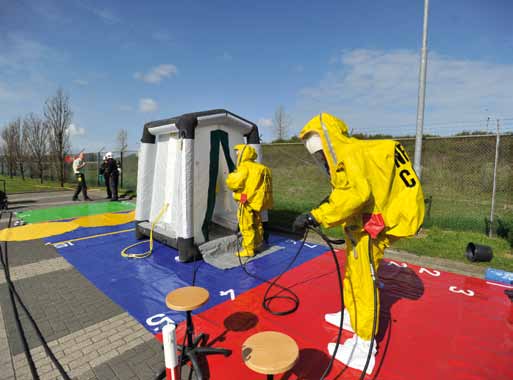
(45, 224), (328, 333)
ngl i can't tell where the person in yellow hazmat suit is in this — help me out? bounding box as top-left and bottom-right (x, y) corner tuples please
(226, 144), (273, 257)
(292, 113), (424, 374)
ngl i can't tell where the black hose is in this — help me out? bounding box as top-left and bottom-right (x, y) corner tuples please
(1, 212), (39, 379)
(235, 206), (346, 379)
(308, 226), (345, 380)
(0, 212), (71, 380)
(236, 204), (303, 316)
(360, 237), (378, 380)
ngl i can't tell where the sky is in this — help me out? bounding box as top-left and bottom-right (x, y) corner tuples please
(1, 0), (512, 151)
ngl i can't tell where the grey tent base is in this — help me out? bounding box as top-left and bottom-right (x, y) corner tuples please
(199, 234), (284, 270)
(137, 222), (283, 269)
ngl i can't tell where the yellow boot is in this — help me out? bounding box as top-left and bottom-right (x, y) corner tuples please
(235, 249), (255, 257)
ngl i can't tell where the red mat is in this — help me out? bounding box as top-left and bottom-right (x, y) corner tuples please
(161, 251), (513, 380)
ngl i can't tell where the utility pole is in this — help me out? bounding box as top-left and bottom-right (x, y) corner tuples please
(489, 119), (500, 237)
(413, 0), (430, 179)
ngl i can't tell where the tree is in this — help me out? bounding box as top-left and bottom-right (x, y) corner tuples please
(45, 88), (72, 187)
(12, 118), (26, 180)
(24, 113), (49, 183)
(273, 105), (292, 142)
(117, 129), (128, 152)
(1, 121), (19, 178)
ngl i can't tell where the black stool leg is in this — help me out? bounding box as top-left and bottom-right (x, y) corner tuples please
(267, 375), (274, 380)
(195, 347), (232, 356)
(188, 351), (204, 380)
(186, 311), (195, 348)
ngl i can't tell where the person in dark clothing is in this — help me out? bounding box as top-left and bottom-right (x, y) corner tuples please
(105, 152), (119, 201)
(72, 152), (92, 201)
(99, 155), (112, 199)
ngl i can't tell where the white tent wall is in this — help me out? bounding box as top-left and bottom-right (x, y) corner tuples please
(135, 143), (156, 222)
(193, 124), (246, 240)
(211, 134), (240, 230)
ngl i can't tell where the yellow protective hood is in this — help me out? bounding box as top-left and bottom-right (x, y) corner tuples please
(299, 113), (352, 179)
(234, 144), (257, 166)
(300, 113), (425, 238)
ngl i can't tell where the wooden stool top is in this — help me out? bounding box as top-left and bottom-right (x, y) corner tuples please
(166, 286), (209, 311)
(242, 331), (299, 375)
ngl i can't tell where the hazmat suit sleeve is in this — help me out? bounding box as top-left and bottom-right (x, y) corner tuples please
(310, 162), (371, 228)
(226, 166), (249, 193)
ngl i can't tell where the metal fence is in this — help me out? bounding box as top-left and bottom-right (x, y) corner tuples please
(0, 150), (139, 192)
(1, 135), (512, 234)
(261, 134), (513, 234)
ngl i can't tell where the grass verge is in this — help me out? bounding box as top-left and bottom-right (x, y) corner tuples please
(393, 227), (513, 272)
(0, 175), (76, 193)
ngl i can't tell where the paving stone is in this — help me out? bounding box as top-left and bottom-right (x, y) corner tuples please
(0, 267), (124, 355)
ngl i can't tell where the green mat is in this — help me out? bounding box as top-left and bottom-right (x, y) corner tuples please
(16, 201), (135, 223)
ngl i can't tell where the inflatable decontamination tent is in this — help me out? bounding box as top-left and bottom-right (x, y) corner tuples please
(135, 109), (262, 262)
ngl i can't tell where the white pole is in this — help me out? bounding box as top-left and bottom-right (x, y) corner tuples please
(413, 0), (430, 179)
(162, 323), (179, 380)
(489, 119), (500, 238)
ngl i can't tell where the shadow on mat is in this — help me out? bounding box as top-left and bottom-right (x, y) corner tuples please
(372, 264), (424, 379)
(208, 311), (259, 346)
(320, 264), (425, 380)
(282, 348), (333, 380)
(185, 312), (258, 379)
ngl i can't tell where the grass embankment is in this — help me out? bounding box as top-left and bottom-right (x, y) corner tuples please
(262, 143), (513, 271)
(0, 175), (76, 193)
(393, 228), (513, 272)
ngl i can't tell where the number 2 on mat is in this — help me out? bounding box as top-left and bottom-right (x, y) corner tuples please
(219, 289), (236, 301)
(419, 267), (441, 277)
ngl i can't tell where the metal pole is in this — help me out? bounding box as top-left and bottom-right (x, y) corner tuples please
(489, 119), (500, 237)
(120, 151), (124, 189)
(413, 0), (430, 179)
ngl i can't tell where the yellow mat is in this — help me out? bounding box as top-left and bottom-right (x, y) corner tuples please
(0, 211), (135, 242)
(73, 211), (135, 228)
(0, 222), (78, 242)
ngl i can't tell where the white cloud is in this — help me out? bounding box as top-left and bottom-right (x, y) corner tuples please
(258, 118), (273, 127)
(77, 1), (120, 24)
(73, 79), (88, 86)
(139, 98), (158, 112)
(0, 33), (55, 70)
(299, 49), (513, 136)
(68, 123), (86, 136)
(134, 64), (177, 84)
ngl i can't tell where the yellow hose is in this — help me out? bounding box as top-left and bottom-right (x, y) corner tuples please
(121, 203), (169, 259)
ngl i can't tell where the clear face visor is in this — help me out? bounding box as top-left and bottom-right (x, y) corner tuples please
(304, 133), (330, 178)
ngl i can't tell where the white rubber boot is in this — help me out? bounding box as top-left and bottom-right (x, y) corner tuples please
(324, 309), (354, 332)
(327, 335), (377, 375)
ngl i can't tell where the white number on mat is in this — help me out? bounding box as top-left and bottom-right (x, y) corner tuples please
(449, 286), (474, 297)
(419, 267), (441, 277)
(304, 243), (318, 249)
(146, 314), (175, 332)
(387, 261), (408, 268)
(53, 241), (74, 249)
(219, 289), (236, 301)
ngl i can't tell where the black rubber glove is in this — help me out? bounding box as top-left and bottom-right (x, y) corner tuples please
(292, 212), (319, 235)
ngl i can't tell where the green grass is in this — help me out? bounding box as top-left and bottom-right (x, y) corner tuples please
(0, 175), (76, 193)
(393, 227), (513, 271)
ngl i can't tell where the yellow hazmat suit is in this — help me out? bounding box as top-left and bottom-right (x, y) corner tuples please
(226, 145), (273, 257)
(299, 113), (424, 373)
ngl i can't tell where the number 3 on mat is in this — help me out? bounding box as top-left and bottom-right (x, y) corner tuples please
(219, 289), (236, 301)
(449, 286), (475, 297)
